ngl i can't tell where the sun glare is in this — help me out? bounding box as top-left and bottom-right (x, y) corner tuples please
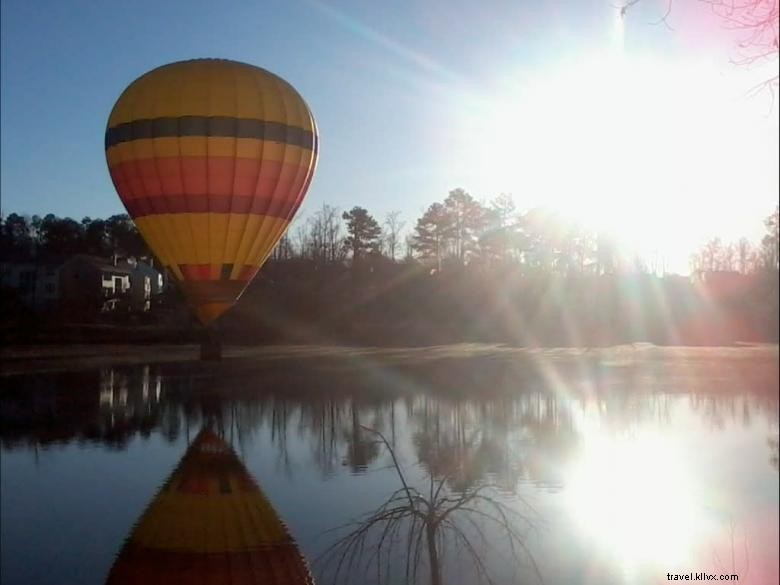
(564, 415), (706, 574)
(445, 51), (777, 272)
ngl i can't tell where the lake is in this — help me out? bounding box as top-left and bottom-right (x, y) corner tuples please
(1, 346), (778, 585)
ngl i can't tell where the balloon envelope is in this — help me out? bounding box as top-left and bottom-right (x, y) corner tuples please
(105, 59), (318, 324)
(105, 428), (314, 585)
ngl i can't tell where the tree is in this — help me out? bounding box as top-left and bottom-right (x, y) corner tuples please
(271, 225), (294, 261)
(691, 237), (725, 272)
(567, 225), (598, 274)
(319, 428), (540, 585)
(307, 204), (345, 264)
(723, 242), (737, 271)
(82, 217), (110, 256)
(0, 213), (34, 259)
(403, 233), (416, 262)
(596, 231), (618, 275)
(443, 188), (487, 265)
(342, 206), (382, 263)
(106, 214), (148, 257)
(522, 207), (567, 273)
(736, 237), (756, 274)
(293, 218), (312, 259)
(383, 211), (405, 261)
(621, 0), (778, 92)
(479, 193), (520, 265)
(412, 202), (451, 271)
(760, 206), (779, 271)
(38, 214), (84, 258)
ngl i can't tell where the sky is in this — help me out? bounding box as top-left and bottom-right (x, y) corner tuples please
(2, 0), (778, 273)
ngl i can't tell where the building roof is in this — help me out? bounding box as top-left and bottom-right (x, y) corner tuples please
(0, 259), (64, 270)
(65, 254), (134, 274)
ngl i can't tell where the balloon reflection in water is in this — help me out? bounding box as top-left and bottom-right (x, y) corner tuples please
(105, 428), (313, 584)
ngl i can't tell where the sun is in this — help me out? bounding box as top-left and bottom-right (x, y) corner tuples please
(443, 52), (777, 273)
(563, 417), (707, 574)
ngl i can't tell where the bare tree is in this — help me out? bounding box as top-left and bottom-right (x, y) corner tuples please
(759, 206), (779, 271)
(736, 237), (756, 274)
(404, 234), (417, 262)
(293, 219), (312, 259)
(480, 194), (519, 266)
(703, 0), (779, 72)
(621, 0), (778, 94)
(383, 211), (406, 262)
(305, 204), (346, 264)
(317, 428), (541, 585)
(272, 229), (294, 261)
(692, 237), (726, 272)
(722, 241), (737, 271)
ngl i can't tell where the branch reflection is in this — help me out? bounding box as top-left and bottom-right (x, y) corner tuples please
(318, 427), (542, 585)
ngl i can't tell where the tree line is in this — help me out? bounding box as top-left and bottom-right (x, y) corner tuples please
(2, 194), (778, 278)
(1, 213), (149, 262)
(275, 190), (612, 275)
(2, 195), (778, 346)
(690, 208), (779, 274)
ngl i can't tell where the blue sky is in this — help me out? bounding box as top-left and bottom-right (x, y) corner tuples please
(2, 0), (777, 271)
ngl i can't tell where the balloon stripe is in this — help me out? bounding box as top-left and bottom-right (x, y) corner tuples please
(180, 264), (212, 280)
(173, 264), (258, 282)
(109, 157), (310, 199)
(105, 117), (315, 150)
(122, 194), (299, 218)
(107, 543), (313, 584)
(107, 137), (314, 166)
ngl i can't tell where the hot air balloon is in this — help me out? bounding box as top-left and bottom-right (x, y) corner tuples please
(105, 427), (314, 584)
(104, 59), (318, 350)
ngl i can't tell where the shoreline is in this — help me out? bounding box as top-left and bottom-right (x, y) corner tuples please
(1, 342), (777, 378)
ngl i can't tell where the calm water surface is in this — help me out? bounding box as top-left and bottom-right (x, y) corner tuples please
(1, 354), (778, 585)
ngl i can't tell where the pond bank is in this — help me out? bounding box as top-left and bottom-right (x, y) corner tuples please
(2, 342), (777, 386)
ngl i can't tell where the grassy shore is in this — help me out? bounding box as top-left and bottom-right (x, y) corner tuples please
(1, 342), (777, 391)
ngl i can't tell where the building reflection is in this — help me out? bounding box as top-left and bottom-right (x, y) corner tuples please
(106, 426), (313, 585)
(0, 365), (163, 448)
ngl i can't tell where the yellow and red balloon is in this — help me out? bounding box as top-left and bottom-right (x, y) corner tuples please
(105, 59), (318, 324)
(105, 428), (314, 585)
